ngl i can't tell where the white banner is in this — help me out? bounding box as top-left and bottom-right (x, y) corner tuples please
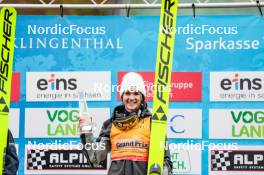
(171, 146), (201, 174)
(210, 72), (264, 101)
(167, 109), (202, 139)
(26, 71), (111, 101)
(209, 109), (264, 139)
(24, 144), (110, 174)
(9, 108), (20, 138)
(25, 108), (109, 138)
(209, 146), (264, 175)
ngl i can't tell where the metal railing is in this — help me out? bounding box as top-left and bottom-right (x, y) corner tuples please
(0, 1), (263, 9)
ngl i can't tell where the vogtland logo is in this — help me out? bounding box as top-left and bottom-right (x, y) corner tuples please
(210, 72), (264, 101)
(37, 73), (77, 91)
(231, 110), (264, 138)
(47, 109), (79, 137)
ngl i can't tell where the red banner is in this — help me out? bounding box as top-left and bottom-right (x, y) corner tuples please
(118, 72), (202, 102)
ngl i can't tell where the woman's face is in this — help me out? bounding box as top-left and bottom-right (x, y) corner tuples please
(122, 91), (143, 112)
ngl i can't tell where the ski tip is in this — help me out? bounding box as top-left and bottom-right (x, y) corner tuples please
(149, 163), (161, 175)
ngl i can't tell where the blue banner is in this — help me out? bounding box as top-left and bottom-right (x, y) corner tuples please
(11, 15), (264, 175)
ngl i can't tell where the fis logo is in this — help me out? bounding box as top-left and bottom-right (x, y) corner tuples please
(37, 74), (77, 91)
(220, 73), (262, 91)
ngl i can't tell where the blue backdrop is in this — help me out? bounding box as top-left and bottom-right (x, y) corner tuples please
(12, 15), (264, 175)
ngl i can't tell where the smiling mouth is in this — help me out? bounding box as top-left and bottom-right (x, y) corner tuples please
(128, 103), (136, 106)
(128, 102), (137, 107)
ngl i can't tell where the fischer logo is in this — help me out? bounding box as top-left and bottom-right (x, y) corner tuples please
(220, 73), (262, 91)
(37, 73), (77, 91)
(211, 150), (264, 171)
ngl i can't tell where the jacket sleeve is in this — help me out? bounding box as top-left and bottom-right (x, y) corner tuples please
(80, 119), (111, 166)
(3, 130), (19, 175)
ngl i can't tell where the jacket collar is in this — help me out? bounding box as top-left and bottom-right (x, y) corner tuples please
(112, 104), (151, 120)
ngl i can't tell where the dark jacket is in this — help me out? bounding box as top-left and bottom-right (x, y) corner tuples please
(3, 130), (19, 175)
(81, 105), (172, 175)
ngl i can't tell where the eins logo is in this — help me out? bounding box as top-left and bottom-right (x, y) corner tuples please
(37, 74), (77, 91)
(220, 73), (262, 91)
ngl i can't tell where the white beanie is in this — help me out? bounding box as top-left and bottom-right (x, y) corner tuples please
(120, 72), (146, 98)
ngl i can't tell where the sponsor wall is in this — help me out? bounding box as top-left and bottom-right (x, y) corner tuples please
(10, 15), (264, 174)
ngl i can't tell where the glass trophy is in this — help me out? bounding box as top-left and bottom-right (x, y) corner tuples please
(79, 91), (96, 134)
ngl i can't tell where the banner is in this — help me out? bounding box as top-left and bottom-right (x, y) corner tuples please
(209, 146), (264, 175)
(11, 15), (264, 175)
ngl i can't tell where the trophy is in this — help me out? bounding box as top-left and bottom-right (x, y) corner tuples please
(78, 91), (96, 134)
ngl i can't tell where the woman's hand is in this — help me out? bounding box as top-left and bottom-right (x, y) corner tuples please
(78, 115), (94, 134)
